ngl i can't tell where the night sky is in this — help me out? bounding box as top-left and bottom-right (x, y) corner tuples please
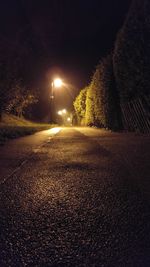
(0, 0), (131, 113)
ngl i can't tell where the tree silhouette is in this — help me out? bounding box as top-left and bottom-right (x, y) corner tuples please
(113, 0), (150, 103)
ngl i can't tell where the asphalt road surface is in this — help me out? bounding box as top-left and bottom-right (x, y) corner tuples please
(0, 127), (150, 267)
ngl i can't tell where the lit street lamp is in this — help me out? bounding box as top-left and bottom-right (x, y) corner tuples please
(50, 78), (63, 99)
(50, 78), (62, 122)
(53, 78), (62, 88)
(58, 110), (63, 116)
(57, 109), (67, 117)
(57, 109), (67, 125)
(57, 109), (72, 126)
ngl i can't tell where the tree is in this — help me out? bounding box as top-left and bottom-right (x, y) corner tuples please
(6, 82), (38, 117)
(0, 31), (39, 120)
(73, 87), (87, 125)
(113, 0), (150, 103)
(0, 37), (16, 119)
(86, 55), (121, 129)
(85, 83), (95, 126)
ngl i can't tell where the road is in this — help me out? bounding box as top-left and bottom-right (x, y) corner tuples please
(0, 127), (150, 267)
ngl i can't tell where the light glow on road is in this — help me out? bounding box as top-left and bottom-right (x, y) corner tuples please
(46, 127), (61, 135)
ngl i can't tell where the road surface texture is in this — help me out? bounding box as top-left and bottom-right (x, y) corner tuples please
(0, 127), (150, 267)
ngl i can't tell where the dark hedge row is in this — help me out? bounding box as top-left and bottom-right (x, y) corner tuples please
(113, 0), (150, 103)
(74, 0), (150, 131)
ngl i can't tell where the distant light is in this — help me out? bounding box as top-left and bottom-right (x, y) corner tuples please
(67, 117), (71, 122)
(58, 110), (62, 115)
(54, 78), (62, 88)
(62, 109), (67, 114)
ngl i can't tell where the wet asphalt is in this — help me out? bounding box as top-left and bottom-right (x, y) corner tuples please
(0, 127), (150, 267)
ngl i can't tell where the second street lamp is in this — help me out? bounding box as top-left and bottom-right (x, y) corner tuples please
(57, 109), (72, 126)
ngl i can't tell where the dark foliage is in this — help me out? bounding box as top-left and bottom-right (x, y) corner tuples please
(73, 87), (88, 125)
(86, 55), (121, 130)
(85, 83), (95, 126)
(113, 0), (150, 103)
(0, 32), (39, 120)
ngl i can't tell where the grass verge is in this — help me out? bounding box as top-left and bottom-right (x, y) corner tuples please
(0, 114), (56, 145)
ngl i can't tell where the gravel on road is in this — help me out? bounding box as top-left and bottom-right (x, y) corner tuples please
(0, 127), (150, 267)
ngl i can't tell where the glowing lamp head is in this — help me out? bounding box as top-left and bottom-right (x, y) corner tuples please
(62, 109), (67, 114)
(53, 78), (62, 88)
(67, 117), (71, 122)
(58, 110), (62, 115)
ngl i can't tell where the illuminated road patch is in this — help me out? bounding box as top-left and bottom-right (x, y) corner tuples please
(45, 127), (61, 135)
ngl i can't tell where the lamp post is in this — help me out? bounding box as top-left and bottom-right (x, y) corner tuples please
(50, 78), (62, 123)
(57, 109), (72, 126)
(57, 109), (67, 125)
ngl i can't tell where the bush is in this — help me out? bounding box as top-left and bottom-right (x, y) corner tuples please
(74, 87), (88, 125)
(86, 55), (121, 130)
(113, 0), (150, 103)
(85, 84), (95, 126)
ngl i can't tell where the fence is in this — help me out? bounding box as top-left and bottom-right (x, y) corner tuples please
(121, 95), (150, 133)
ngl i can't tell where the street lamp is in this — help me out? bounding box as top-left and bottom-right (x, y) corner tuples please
(57, 109), (67, 116)
(50, 78), (63, 99)
(53, 78), (62, 88)
(58, 110), (63, 115)
(50, 78), (63, 123)
(57, 109), (68, 125)
(57, 109), (72, 126)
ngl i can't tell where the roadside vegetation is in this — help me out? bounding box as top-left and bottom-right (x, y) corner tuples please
(74, 0), (150, 133)
(0, 114), (54, 145)
(0, 0), (150, 134)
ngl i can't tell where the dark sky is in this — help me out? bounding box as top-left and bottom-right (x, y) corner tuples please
(0, 0), (131, 113)
(28, 0), (131, 89)
(0, 0), (131, 86)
